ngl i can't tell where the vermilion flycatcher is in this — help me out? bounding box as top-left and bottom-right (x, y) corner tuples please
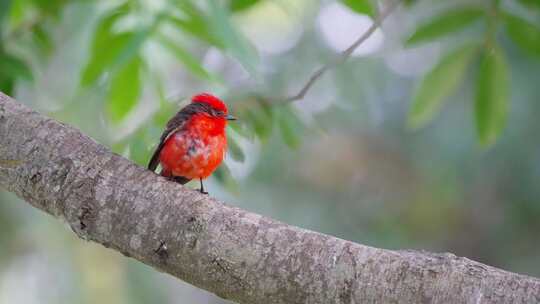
(148, 93), (236, 194)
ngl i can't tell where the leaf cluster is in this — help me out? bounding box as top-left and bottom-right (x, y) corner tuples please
(405, 1), (540, 147)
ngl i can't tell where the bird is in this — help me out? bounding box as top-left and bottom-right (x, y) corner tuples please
(147, 93), (236, 194)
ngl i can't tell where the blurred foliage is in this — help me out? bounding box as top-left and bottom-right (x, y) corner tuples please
(1, 0), (540, 302)
(0, 0), (537, 169)
(408, 43), (478, 129)
(405, 7), (485, 45)
(475, 45), (508, 147)
(504, 13), (540, 57)
(341, 0), (375, 17)
(405, 1), (539, 147)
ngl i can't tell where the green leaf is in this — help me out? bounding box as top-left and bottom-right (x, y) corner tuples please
(155, 33), (221, 83)
(475, 46), (508, 147)
(228, 121), (255, 140)
(0, 77), (14, 95)
(81, 6), (130, 85)
(504, 14), (540, 58)
(0, 51), (32, 95)
(7, 0), (27, 28)
(341, 0), (374, 17)
(81, 4), (153, 86)
(408, 44), (478, 128)
(32, 25), (53, 56)
(227, 134), (245, 162)
(230, 0), (260, 12)
(245, 109), (271, 140)
(167, 2), (223, 47)
(0, 53), (33, 81)
(407, 7), (484, 45)
(31, 0), (68, 18)
(116, 26), (155, 64)
(207, 0), (259, 76)
(88, 5), (129, 52)
(242, 99), (273, 141)
(518, 0), (540, 10)
(81, 32), (132, 86)
(277, 105), (303, 149)
(107, 56), (142, 122)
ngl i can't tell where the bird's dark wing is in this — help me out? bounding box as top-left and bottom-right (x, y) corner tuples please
(147, 102), (211, 172)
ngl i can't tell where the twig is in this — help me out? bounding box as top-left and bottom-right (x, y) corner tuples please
(282, 0), (400, 103)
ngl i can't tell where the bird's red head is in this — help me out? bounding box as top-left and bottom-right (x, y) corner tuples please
(192, 93), (228, 114)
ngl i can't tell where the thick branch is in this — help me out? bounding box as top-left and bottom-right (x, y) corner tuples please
(0, 91), (539, 303)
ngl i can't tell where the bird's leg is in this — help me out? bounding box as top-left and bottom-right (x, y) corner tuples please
(199, 178), (208, 194)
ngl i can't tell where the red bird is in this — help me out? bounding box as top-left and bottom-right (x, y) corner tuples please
(148, 93), (236, 194)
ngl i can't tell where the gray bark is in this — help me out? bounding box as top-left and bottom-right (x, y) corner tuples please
(0, 91), (539, 304)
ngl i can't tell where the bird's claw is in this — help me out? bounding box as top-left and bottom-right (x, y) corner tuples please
(198, 188), (208, 195)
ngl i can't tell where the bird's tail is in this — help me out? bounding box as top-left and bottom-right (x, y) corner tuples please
(147, 147), (162, 171)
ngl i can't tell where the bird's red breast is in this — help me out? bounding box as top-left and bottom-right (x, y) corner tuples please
(159, 113), (227, 179)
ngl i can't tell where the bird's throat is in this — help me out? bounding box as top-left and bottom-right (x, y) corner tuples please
(189, 114), (227, 137)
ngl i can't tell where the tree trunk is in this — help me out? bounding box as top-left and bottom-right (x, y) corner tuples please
(0, 92), (539, 303)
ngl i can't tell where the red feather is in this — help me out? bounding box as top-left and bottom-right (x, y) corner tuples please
(192, 93), (228, 113)
(147, 93), (230, 184)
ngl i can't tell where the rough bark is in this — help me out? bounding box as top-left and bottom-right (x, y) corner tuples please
(0, 92), (539, 304)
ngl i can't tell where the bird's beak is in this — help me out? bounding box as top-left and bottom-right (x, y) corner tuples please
(226, 114), (237, 121)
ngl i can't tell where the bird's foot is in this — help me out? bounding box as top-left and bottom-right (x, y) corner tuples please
(198, 178), (208, 194)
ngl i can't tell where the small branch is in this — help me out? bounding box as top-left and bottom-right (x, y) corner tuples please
(282, 0), (400, 103)
(1, 91), (540, 303)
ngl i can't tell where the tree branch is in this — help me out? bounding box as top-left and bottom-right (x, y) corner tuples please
(0, 91), (539, 303)
(283, 0), (400, 103)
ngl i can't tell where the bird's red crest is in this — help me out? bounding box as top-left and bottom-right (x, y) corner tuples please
(191, 93), (228, 113)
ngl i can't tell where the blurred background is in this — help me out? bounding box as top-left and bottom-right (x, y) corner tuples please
(1, 0), (540, 303)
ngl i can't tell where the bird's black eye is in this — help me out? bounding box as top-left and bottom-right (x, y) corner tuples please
(214, 110), (225, 117)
